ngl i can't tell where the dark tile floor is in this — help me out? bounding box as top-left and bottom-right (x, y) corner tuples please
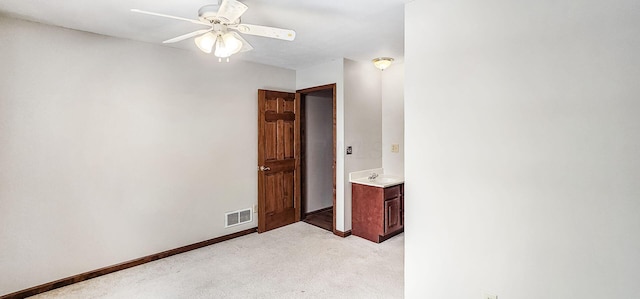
(303, 208), (333, 232)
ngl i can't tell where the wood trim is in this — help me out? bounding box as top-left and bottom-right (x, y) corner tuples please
(331, 85), (337, 236)
(299, 93), (307, 217)
(333, 230), (352, 238)
(0, 228), (257, 299)
(294, 92), (302, 222)
(297, 83), (337, 94)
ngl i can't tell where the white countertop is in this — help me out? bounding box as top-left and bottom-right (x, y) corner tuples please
(349, 168), (404, 188)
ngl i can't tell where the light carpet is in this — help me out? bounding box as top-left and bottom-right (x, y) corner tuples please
(29, 222), (404, 299)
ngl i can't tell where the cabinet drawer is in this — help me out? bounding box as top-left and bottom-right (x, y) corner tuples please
(384, 185), (401, 200)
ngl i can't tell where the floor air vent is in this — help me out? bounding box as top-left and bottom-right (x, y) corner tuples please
(225, 208), (252, 228)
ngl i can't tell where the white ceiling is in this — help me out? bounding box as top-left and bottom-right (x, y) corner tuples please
(0, 0), (407, 70)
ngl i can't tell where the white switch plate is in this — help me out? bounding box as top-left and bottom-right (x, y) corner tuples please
(483, 293), (497, 299)
(391, 144), (399, 153)
(253, 204), (258, 213)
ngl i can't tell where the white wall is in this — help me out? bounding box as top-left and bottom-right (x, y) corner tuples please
(304, 92), (334, 212)
(296, 60), (344, 92)
(0, 17), (295, 295)
(382, 63), (404, 176)
(343, 59), (383, 231)
(405, 0), (640, 298)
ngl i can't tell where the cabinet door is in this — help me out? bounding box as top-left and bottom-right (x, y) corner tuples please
(384, 197), (402, 234)
(401, 195), (404, 227)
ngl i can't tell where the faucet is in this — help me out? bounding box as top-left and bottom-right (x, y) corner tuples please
(368, 173), (379, 180)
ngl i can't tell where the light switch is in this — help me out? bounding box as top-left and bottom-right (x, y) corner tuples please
(391, 144), (399, 153)
(346, 146), (353, 155)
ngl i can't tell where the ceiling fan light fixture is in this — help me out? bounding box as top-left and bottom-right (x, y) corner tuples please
(195, 32), (216, 53)
(372, 57), (394, 71)
(223, 32), (243, 54)
(214, 32), (243, 58)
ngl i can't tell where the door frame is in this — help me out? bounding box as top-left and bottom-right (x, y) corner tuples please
(297, 83), (337, 234)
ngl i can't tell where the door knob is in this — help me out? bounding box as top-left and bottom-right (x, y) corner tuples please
(259, 166), (271, 171)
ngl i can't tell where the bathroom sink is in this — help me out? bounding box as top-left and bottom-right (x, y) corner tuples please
(348, 170), (404, 188)
(372, 177), (397, 184)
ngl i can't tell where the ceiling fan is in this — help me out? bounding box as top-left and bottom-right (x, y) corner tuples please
(131, 0), (296, 61)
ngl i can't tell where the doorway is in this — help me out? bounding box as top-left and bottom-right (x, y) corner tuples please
(299, 84), (336, 233)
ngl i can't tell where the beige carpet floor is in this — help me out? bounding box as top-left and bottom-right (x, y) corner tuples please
(29, 222), (404, 299)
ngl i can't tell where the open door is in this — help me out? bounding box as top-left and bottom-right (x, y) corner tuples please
(257, 89), (301, 233)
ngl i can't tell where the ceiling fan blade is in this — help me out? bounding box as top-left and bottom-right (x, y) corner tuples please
(232, 24), (296, 41)
(130, 9), (211, 26)
(230, 31), (254, 53)
(216, 0), (248, 24)
(163, 28), (213, 44)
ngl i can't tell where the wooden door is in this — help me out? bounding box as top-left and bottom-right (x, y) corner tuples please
(257, 90), (300, 233)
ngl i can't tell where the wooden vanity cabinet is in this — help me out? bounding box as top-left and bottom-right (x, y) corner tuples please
(352, 183), (404, 243)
